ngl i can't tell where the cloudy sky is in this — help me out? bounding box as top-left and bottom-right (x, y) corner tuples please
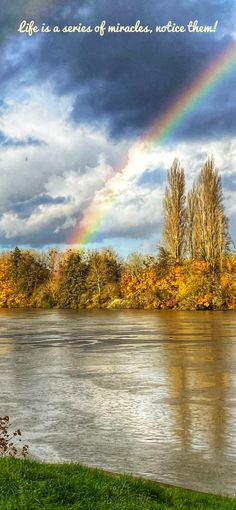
(0, 0), (236, 255)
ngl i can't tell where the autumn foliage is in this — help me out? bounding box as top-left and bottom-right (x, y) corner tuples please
(121, 256), (236, 310)
(0, 248), (236, 310)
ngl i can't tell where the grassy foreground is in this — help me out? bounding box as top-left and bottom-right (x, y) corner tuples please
(0, 459), (235, 510)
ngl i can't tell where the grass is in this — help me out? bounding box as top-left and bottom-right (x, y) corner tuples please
(0, 458), (235, 509)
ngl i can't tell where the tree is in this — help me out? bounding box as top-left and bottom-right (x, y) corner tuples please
(187, 158), (229, 271)
(85, 248), (121, 307)
(125, 252), (157, 276)
(57, 250), (88, 308)
(9, 248), (49, 302)
(162, 159), (186, 263)
(186, 183), (202, 260)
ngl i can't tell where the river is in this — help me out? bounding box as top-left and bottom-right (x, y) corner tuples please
(0, 309), (236, 495)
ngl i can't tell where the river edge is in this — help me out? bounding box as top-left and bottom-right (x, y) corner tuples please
(0, 459), (235, 509)
(0, 305), (236, 311)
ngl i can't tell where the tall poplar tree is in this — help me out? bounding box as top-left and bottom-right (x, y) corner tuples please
(187, 157), (229, 271)
(162, 159), (186, 263)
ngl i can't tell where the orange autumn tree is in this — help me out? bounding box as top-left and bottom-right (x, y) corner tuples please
(0, 248), (50, 308)
(0, 253), (26, 307)
(121, 266), (160, 308)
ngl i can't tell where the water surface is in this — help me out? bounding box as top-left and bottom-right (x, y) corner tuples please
(0, 309), (236, 496)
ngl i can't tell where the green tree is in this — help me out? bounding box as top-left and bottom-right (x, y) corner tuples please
(10, 248), (49, 301)
(85, 248), (121, 307)
(57, 250), (88, 308)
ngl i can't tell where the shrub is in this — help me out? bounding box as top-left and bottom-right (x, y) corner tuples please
(0, 416), (29, 458)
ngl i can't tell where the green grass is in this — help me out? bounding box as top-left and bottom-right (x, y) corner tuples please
(0, 458), (235, 510)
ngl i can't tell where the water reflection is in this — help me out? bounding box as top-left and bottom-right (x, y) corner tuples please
(157, 313), (235, 456)
(0, 309), (236, 495)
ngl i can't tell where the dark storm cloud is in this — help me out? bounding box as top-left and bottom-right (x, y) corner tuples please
(95, 222), (160, 243)
(0, 0), (65, 43)
(169, 72), (236, 141)
(0, 211), (81, 248)
(0, 0), (235, 140)
(0, 226), (73, 249)
(31, 0), (236, 139)
(11, 194), (65, 219)
(0, 131), (46, 148)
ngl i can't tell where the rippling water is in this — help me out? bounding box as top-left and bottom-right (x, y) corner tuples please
(1, 309), (236, 495)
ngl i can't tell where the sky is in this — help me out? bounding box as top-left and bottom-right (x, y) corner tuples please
(0, 0), (236, 256)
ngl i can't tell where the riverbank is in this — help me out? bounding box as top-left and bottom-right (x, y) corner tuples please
(0, 459), (235, 509)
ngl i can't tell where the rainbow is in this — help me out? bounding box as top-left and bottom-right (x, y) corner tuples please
(70, 40), (236, 246)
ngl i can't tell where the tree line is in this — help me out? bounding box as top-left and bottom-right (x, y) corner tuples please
(0, 157), (236, 310)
